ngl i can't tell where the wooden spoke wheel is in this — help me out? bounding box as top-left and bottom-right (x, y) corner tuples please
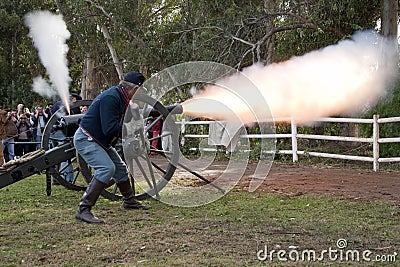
(77, 94), (180, 201)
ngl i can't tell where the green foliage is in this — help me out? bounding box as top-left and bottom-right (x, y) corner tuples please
(0, 0), (394, 120)
(361, 74), (400, 157)
(0, 1), (56, 108)
(274, 0), (381, 61)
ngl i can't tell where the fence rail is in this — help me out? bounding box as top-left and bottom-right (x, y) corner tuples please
(177, 115), (400, 171)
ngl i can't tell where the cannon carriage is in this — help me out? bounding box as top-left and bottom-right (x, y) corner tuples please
(0, 94), (222, 202)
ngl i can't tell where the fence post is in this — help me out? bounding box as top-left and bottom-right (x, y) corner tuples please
(373, 114), (379, 171)
(180, 118), (186, 146)
(291, 117), (298, 162)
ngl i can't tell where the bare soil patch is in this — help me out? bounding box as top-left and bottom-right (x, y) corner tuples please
(174, 158), (400, 204)
(145, 156), (400, 204)
(238, 162), (400, 203)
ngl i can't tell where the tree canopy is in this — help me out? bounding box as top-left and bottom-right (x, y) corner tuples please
(0, 0), (397, 110)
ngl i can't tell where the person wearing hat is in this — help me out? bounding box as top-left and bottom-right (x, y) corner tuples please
(15, 114), (33, 157)
(70, 93), (83, 114)
(73, 71), (149, 224)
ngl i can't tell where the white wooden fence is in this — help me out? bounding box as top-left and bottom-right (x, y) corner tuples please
(177, 115), (400, 171)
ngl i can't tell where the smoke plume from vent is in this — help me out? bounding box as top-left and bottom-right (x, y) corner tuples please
(32, 76), (58, 98)
(24, 10), (71, 111)
(182, 30), (398, 124)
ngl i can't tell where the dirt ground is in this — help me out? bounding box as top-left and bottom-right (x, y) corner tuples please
(170, 159), (400, 204)
(237, 162), (400, 204)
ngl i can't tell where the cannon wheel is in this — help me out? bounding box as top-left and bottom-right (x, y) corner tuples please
(41, 100), (125, 200)
(41, 100), (92, 193)
(78, 94), (180, 201)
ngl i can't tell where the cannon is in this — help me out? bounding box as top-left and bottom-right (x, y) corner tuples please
(0, 94), (224, 201)
(0, 100), (92, 196)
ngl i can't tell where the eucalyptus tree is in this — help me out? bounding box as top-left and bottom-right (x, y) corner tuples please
(0, 0), (396, 108)
(165, 0), (384, 68)
(54, 0), (184, 98)
(0, 0), (57, 108)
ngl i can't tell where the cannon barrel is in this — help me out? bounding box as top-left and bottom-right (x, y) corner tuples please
(53, 113), (84, 137)
(126, 104), (182, 122)
(53, 114), (84, 129)
(59, 114), (84, 125)
(147, 104), (183, 117)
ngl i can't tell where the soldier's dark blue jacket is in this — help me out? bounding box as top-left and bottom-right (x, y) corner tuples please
(79, 84), (130, 149)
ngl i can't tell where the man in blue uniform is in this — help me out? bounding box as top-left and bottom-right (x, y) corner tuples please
(74, 71), (149, 224)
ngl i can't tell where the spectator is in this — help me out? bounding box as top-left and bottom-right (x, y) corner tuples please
(80, 105), (88, 114)
(15, 114), (33, 157)
(30, 105), (49, 150)
(16, 103), (31, 119)
(25, 113), (36, 152)
(0, 109), (7, 165)
(70, 93), (82, 114)
(162, 114), (176, 153)
(44, 103), (53, 117)
(9, 110), (18, 123)
(148, 117), (163, 155)
(2, 110), (18, 162)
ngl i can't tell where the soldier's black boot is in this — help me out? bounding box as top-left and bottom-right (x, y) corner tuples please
(75, 178), (106, 223)
(117, 179), (150, 210)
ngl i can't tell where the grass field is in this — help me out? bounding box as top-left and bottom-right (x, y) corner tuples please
(0, 174), (399, 266)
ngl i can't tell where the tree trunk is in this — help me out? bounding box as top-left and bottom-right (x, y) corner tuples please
(81, 52), (97, 100)
(339, 0), (398, 146)
(339, 122), (359, 148)
(264, 0), (276, 64)
(381, 0), (398, 39)
(101, 25), (124, 80)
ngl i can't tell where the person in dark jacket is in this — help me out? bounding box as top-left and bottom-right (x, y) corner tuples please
(15, 114), (33, 157)
(2, 110), (18, 161)
(73, 71), (149, 224)
(30, 105), (49, 150)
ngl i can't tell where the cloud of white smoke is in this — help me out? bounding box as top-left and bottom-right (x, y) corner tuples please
(183, 30), (398, 124)
(32, 76), (58, 99)
(24, 10), (71, 108)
